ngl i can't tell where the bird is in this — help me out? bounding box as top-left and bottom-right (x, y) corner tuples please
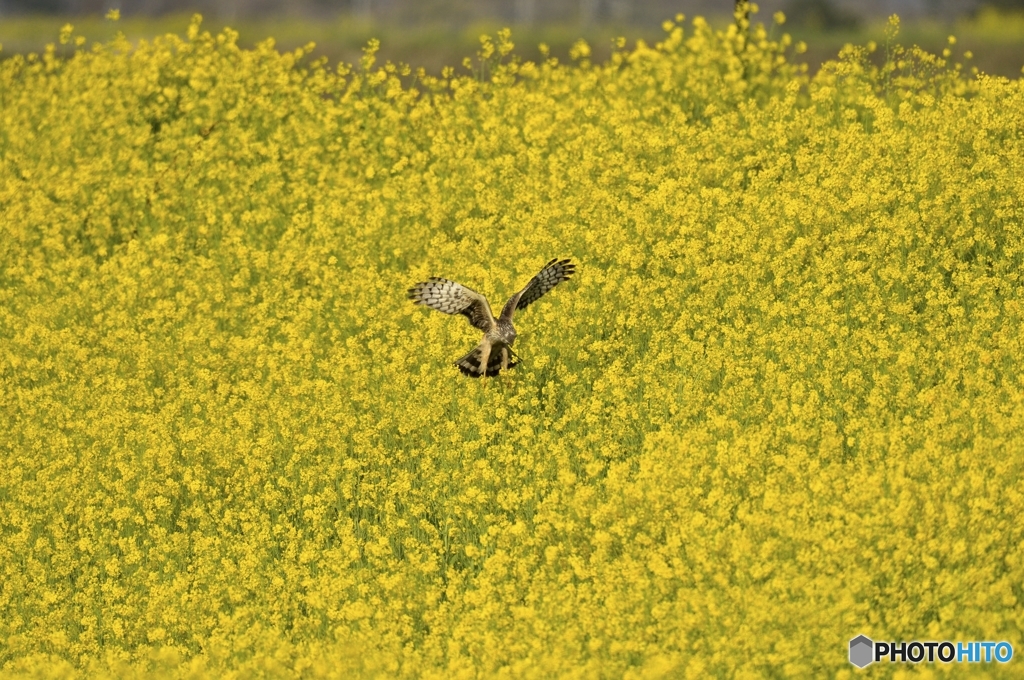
(408, 258), (576, 377)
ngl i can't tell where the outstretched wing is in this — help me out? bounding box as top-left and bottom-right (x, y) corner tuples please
(499, 258), (575, 321)
(408, 277), (495, 332)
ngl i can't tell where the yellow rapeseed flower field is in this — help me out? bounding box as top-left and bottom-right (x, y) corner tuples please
(1, 5), (1022, 677)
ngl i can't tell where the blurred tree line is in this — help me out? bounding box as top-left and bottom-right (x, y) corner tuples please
(1, 0), (1017, 26)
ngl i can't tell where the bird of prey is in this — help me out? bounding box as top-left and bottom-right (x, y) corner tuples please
(408, 258), (576, 377)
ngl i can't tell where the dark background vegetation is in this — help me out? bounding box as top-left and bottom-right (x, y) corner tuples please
(0, 0), (1022, 76)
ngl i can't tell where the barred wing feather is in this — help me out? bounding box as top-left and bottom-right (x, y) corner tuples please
(408, 277), (495, 332)
(500, 258), (575, 320)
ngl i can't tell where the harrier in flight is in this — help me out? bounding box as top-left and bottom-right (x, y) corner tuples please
(408, 258), (575, 377)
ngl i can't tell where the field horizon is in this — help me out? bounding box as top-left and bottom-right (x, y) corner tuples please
(1, 5), (1023, 77)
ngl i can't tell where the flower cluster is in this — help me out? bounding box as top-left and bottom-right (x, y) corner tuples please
(1, 7), (1022, 677)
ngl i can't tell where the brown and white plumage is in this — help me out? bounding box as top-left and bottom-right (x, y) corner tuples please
(408, 258), (576, 377)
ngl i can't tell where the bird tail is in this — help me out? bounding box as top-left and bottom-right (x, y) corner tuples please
(455, 344), (519, 378)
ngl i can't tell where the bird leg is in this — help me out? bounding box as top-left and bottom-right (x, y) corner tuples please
(477, 341), (492, 377)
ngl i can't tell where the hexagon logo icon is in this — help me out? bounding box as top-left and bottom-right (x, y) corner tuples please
(849, 635), (874, 668)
